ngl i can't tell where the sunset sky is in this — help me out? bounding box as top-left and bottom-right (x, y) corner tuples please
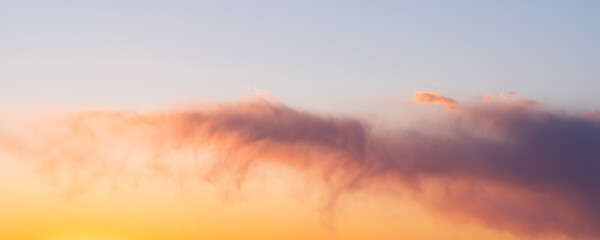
(1, 1), (600, 240)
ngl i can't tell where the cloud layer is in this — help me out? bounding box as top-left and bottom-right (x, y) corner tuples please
(1, 93), (599, 239)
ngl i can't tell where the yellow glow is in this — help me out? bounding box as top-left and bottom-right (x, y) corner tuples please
(40, 234), (133, 240)
(0, 151), (525, 240)
(0, 103), (561, 240)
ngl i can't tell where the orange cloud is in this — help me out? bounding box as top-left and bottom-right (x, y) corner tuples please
(414, 90), (462, 113)
(582, 110), (600, 119)
(500, 91), (518, 99)
(482, 93), (494, 103)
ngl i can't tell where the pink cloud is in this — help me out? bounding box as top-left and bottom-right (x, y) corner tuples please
(1, 94), (599, 239)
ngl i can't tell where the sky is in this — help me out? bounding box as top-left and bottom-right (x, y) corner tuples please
(1, 1), (600, 240)
(1, 1), (600, 110)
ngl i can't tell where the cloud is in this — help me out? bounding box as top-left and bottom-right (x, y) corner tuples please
(1, 94), (599, 239)
(482, 93), (494, 103)
(413, 90), (462, 113)
(500, 91), (518, 99)
(582, 110), (600, 119)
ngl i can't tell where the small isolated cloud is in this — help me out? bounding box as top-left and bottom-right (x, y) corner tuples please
(582, 110), (600, 119)
(482, 93), (494, 103)
(500, 91), (518, 99)
(414, 90), (461, 113)
(246, 85), (281, 103)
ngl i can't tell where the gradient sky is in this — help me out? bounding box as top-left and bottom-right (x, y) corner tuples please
(2, 2), (600, 240)
(1, 0), (599, 110)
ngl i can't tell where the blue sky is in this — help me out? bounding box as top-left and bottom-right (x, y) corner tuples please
(1, 0), (599, 110)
